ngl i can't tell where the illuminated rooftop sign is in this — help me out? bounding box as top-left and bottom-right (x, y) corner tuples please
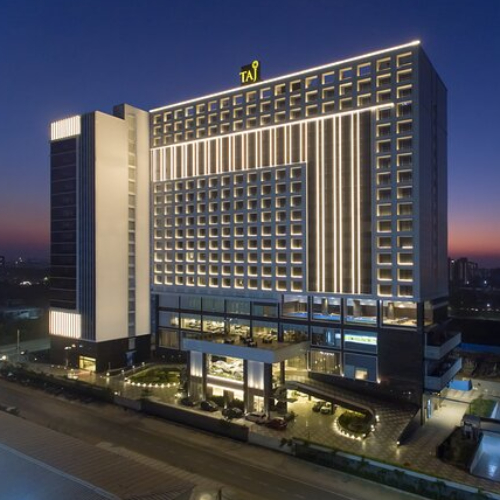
(240, 60), (261, 85)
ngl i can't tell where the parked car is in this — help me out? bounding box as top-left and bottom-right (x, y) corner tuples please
(320, 402), (333, 415)
(245, 411), (267, 424)
(179, 396), (197, 407)
(222, 407), (244, 419)
(265, 417), (287, 430)
(200, 400), (219, 412)
(312, 401), (325, 412)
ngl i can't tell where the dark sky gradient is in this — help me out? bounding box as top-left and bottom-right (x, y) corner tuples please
(0, 0), (499, 266)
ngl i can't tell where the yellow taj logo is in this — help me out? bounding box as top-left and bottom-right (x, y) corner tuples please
(240, 60), (261, 85)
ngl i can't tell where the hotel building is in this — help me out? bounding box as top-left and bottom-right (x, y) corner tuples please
(49, 105), (151, 372)
(50, 41), (460, 412)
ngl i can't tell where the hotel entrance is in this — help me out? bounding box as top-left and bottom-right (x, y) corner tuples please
(79, 356), (96, 372)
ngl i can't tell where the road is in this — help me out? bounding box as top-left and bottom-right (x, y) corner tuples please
(0, 378), (425, 500)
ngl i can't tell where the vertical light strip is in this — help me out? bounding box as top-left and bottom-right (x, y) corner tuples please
(321, 120), (325, 291)
(339, 116), (343, 293)
(193, 142), (196, 177)
(315, 121), (320, 291)
(299, 123), (303, 163)
(254, 131), (258, 168)
(283, 125), (290, 165)
(356, 114), (361, 293)
(259, 130), (262, 168)
(333, 117), (337, 292)
(216, 137), (220, 174)
(245, 133), (249, 170)
(229, 135), (233, 171)
(270, 128), (274, 167)
(350, 115), (355, 293)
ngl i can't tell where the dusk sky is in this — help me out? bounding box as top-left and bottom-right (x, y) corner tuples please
(0, 0), (499, 266)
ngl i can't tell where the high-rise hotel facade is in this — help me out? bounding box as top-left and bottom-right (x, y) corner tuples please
(50, 41), (460, 411)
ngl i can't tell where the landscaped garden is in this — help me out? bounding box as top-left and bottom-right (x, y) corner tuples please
(337, 410), (372, 438)
(127, 366), (180, 386)
(469, 396), (496, 418)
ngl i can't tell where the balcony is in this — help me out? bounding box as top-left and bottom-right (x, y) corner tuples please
(425, 330), (462, 360)
(181, 331), (309, 363)
(425, 356), (462, 392)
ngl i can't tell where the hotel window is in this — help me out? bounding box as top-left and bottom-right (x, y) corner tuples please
(378, 237), (392, 249)
(322, 71), (334, 84)
(339, 83), (352, 96)
(378, 220), (391, 233)
(378, 268), (392, 280)
(358, 63), (371, 77)
(397, 187), (412, 200)
(398, 253), (413, 265)
(377, 90), (391, 103)
(305, 75), (319, 88)
(377, 173), (391, 186)
(398, 154), (412, 167)
(397, 86), (412, 99)
(377, 124), (391, 137)
(312, 297), (341, 322)
(261, 88), (271, 99)
(345, 299), (377, 326)
(397, 120), (413, 134)
(377, 74), (391, 87)
(377, 140), (391, 154)
(398, 138), (412, 151)
(378, 284), (392, 296)
(399, 285), (413, 297)
(322, 102), (335, 113)
(185, 106), (194, 117)
(397, 102), (412, 118)
(377, 108), (391, 121)
(322, 87), (335, 100)
(383, 300), (416, 326)
(306, 91), (318, 103)
(357, 79), (371, 92)
(398, 269), (413, 281)
(377, 58), (391, 71)
(309, 350), (342, 376)
(282, 295), (308, 319)
(377, 204), (391, 216)
(275, 83), (286, 96)
(397, 70), (412, 83)
(290, 80), (302, 92)
(398, 219), (413, 232)
(377, 156), (391, 169)
(398, 236), (413, 249)
(339, 67), (352, 80)
(339, 98), (352, 110)
(378, 253), (392, 264)
(357, 94), (371, 107)
(208, 101), (218, 111)
(397, 52), (412, 67)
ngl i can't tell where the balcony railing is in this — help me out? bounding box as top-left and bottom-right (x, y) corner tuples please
(425, 356), (462, 392)
(425, 331), (461, 360)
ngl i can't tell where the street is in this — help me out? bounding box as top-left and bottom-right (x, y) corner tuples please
(0, 378), (425, 500)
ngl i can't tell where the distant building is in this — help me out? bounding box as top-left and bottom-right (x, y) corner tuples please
(449, 258), (479, 286)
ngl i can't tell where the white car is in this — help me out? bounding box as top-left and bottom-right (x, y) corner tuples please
(245, 411), (267, 424)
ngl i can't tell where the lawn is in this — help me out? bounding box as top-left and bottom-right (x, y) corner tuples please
(128, 366), (180, 385)
(469, 396), (496, 418)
